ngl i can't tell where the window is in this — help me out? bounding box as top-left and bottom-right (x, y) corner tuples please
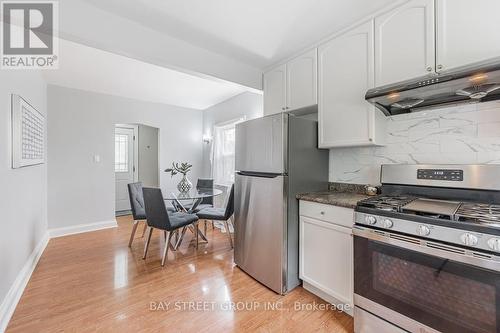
(212, 118), (244, 185)
(115, 134), (129, 172)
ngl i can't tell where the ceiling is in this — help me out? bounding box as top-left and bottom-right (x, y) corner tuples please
(43, 39), (254, 110)
(81, 0), (398, 69)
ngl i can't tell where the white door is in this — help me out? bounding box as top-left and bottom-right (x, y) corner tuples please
(375, 0), (435, 86)
(318, 20), (379, 148)
(436, 0), (500, 72)
(115, 127), (136, 212)
(287, 49), (317, 111)
(263, 64), (286, 116)
(299, 216), (353, 306)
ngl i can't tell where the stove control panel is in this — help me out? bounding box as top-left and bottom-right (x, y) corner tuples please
(488, 238), (500, 252)
(365, 215), (377, 225)
(417, 169), (463, 181)
(460, 233), (478, 246)
(382, 219), (393, 228)
(417, 225), (431, 236)
(355, 212), (500, 253)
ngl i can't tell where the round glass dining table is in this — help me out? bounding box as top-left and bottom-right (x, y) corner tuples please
(163, 187), (223, 213)
(163, 187), (223, 248)
(163, 188), (223, 201)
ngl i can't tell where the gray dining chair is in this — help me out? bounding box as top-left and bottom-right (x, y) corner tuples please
(184, 178), (215, 234)
(127, 182), (148, 247)
(128, 182), (175, 247)
(183, 178), (214, 212)
(142, 187), (199, 266)
(196, 184), (234, 248)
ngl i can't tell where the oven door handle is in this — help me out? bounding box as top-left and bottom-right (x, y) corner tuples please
(353, 226), (500, 272)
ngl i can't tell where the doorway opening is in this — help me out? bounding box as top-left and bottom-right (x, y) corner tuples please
(115, 123), (159, 216)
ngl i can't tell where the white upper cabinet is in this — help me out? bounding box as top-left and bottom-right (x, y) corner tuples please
(263, 50), (317, 116)
(263, 64), (286, 116)
(375, 0), (435, 86)
(318, 20), (385, 148)
(286, 49), (317, 110)
(436, 0), (500, 72)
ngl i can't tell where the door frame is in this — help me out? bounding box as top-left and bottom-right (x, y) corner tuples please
(115, 123), (139, 182)
(113, 124), (139, 198)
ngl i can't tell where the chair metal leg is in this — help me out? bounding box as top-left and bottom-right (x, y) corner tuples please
(198, 227), (208, 242)
(204, 220), (207, 236)
(128, 220), (139, 247)
(195, 222), (199, 249)
(161, 231), (173, 266)
(224, 220), (233, 249)
(141, 222), (148, 237)
(189, 223), (208, 242)
(143, 227), (153, 259)
(169, 231), (176, 251)
(175, 226), (188, 250)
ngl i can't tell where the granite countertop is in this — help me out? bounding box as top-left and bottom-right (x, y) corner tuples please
(296, 183), (373, 209)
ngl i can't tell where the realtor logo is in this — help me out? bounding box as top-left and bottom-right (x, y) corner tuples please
(1, 1), (58, 69)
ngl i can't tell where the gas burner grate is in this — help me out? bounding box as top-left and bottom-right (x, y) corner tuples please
(455, 203), (500, 226)
(358, 195), (416, 212)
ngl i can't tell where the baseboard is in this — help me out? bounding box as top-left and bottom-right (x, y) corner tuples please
(302, 281), (353, 317)
(0, 232), (49, 333)
(49, 220), (117, 238)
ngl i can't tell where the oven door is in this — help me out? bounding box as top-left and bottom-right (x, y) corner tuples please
(353, 226), (500, 333)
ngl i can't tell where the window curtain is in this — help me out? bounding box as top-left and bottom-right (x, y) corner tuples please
(211, 117), (245, 186)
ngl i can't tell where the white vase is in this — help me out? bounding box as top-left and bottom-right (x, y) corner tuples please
(177, 174), (192, 193)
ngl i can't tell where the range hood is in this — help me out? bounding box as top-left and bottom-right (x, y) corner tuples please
(365, 57), (500, 116)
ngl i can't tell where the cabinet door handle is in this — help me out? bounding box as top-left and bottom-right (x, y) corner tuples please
(281, 107), (286, 111)
(426, 66), (433, 72)
(320, 211), (325, 215)
(437, 64), (443, 70)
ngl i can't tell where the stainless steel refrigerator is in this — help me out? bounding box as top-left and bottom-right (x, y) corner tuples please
(234, 113), (329, 294)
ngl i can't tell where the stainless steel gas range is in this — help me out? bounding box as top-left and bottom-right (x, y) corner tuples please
(353, 164), (500, 333)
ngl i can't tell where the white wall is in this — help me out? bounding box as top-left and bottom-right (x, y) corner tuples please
(330, 101), (500, 184)
(201, 92), (263, 177)
(0, 71), (47, 314)
(47, 85), (203, 229)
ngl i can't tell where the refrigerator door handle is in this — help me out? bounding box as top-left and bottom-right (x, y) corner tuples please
(236, 171), (284, 178)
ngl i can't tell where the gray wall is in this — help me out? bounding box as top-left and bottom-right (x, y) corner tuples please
(138, 124), (160, 187)
(0, 71), (47, 308)
(330, 101), (500, 184)
(47, 85), (203, 229)
(202, 92), (263, 178)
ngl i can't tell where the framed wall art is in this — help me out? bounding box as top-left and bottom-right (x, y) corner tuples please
(11, 94), (45, 168)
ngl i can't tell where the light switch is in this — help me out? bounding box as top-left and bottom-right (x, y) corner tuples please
(94, 155), (101, 163)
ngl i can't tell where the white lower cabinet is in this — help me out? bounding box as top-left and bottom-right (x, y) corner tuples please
(299, 201), (353, 315)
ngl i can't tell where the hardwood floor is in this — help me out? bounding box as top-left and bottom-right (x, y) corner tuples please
(7, 216), (354, 332)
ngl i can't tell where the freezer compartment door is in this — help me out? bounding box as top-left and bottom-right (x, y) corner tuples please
(235, 113), (286, 174)
(234, 173), (286, 294)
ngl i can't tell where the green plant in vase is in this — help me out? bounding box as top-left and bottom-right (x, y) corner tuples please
(165, 162), (193, 193)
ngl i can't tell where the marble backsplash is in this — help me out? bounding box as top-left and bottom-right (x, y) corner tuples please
(330, 100), (500, 185)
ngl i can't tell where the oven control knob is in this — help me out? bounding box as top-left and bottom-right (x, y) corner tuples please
(417, 225), (430, 236)
(460, 233), (478, 246)
(487, 238), (500, 252)
(382, 219), (393, 228)
(365, 215), (377, 225)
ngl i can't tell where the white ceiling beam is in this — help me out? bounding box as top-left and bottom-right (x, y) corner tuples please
(57, 0), (263, 90)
